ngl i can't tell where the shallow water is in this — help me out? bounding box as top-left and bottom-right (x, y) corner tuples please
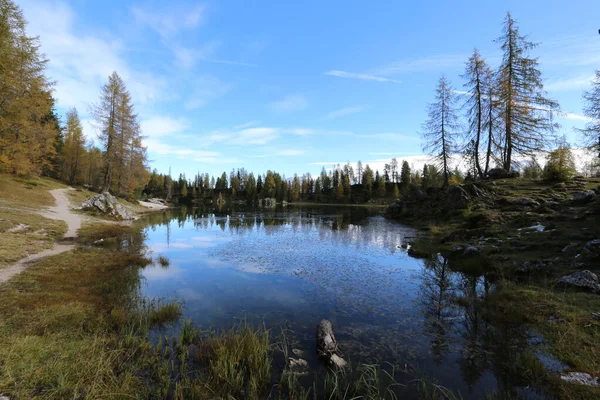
(137, 205), (554, 399)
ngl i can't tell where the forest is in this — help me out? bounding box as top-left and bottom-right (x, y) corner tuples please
(1, 2), (599, 204)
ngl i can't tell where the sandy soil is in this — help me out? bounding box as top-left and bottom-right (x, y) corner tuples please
(0, 188), (82, 284)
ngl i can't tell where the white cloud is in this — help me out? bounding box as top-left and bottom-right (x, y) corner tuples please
(270, 95), (309, 112)
(371, 54), (465, 75)
(322, 105), (366, 121)
(325, 70), (400, 83)
(234, 120), (261, 129)
(561, 112), (593, 122)
(545, 75), (594, 92)
(184, 76), (233, 109)
(20, 0), (166, 114)
(131, 4), (205, 39)
(285, 128), (316, 135)
(140, 117), (190, 139)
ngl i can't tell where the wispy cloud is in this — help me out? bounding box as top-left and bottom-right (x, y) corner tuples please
(19, 0), (166, 113)
(325, 70), (400, 83)
(562, 112), (593, 122)
(371, 54), (465, 75)
(270, 95), (309, 112)
(141, 116), (189, 139)
(131, 4), (205, 38)
(322, 105), (366, 121)
(234, 120), (261, 129)
(184, 76), (233, 109)
(545, 75), (594, 92)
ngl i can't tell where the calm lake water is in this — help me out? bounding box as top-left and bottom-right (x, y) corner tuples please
(136, 206), (554, 399)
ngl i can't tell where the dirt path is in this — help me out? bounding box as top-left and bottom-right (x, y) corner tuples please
(0, 188), (82, 284)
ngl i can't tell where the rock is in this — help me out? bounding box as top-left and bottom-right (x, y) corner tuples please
(7, 223), (29, 233)
(508, 197), (540, 207)
(583, 239), (600, 256)
(317, 319), (347, 368)
(553, 182), (566, 189)
(544, 201), (560, 208)
(572, 190), (596, 203)
(292, 348), (305, 358)
(259, 197), (277, 208)
(448, 185), (470, 210)
(452, 245), (465, 253)
(519, 260), (546, 273)
(463, 245), (481, 256)
(562, 243), (579, 253)
(585, 239), (600, 248)
(592, 312), (600, 321)
(288, 358), (309, 374)
(77, 192), (134, 220)
(560, 372), (599, 387)
(558, 270), (600, 293)
(486, 168), (520, 179)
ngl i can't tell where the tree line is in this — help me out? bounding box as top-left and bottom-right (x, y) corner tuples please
(143, 158), (464, 204)
(0, 1), (148, 198)
(421, 12), (600, 187)
(2, 2), (599, 203)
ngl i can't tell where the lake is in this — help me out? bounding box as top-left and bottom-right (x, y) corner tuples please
(136, 205), (553, 399)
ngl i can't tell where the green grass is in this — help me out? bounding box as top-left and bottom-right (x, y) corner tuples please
(0, 174), (68, 268)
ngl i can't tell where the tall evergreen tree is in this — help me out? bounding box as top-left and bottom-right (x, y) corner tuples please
(422, 76), (460, 187)
(0, 0), (58, 175)
(581, 70), (600, 158)
(400, 160), (411, 190)
(92, 72), (125, 192)
(495, 12), (559, 171)
(462, 49), (490, 178)
(62, 107), (86, 184)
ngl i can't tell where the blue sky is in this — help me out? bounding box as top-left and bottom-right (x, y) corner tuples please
(18, 0), (600, 178)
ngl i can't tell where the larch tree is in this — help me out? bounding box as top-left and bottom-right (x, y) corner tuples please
(581, 70), (600, 158)
(495, 12), (559, 171)
(62, 107), (86, 184)
(422, 75), (460, 187)
(0, 0), (59, 175)
(92, 72), (125, 192)
(92, 71), (147, 196)
(462, 49), (490, 178)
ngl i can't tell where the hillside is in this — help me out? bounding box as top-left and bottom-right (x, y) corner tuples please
(388, 177), (600, 398)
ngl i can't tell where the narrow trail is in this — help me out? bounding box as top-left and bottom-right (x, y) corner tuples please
(0, 188), (82, 284)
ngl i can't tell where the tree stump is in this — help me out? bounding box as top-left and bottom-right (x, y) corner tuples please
(316, 319), (347, 368)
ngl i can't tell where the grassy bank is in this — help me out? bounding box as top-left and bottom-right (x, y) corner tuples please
(388, 177), (600, 398)
(0, 221), (468, 399)
(0, 175), (67, 268)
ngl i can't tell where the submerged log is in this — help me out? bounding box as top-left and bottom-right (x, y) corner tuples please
(316, 319), (347, 368)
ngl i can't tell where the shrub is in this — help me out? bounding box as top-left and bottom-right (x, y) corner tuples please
(543, 145), (576, 182)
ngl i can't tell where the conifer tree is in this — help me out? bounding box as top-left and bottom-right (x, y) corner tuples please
(422, 76), (460, 187)
(400, 161), (411, 190)
(462, 49), (491, 178)
(0, 0), (58, 175)
(377, 175), (386, 197)
(495, 12), (559, 170)
(581, 70), (600, 158)
(62, 107), (86, 184)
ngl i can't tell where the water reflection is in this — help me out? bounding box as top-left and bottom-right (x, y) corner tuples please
(134, 207), (555, 399)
